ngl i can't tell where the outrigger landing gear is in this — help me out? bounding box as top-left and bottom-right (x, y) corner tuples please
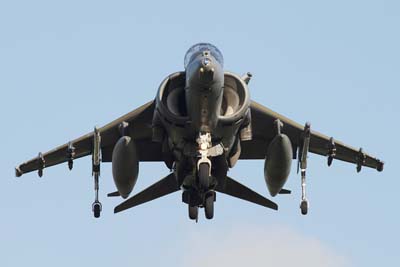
(298, 123), (311, 215)
(300, 169), (309, 215)
(92, 127), (102, 218)
(92, 200), (102, 218)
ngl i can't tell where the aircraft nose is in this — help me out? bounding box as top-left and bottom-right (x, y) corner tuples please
(185, 50), (223, 87)
(198, 54), (215, 82)
(199, 63), (214, 83)
(203, 57), (211, 66)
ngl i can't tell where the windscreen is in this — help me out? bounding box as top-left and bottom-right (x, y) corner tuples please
(184, 43), (224, 69)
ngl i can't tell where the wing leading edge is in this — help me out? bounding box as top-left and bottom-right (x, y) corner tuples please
(16, 100), (162, 177)
(240, 101), (384, 172)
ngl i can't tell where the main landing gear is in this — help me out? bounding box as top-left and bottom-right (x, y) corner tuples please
(188, 205), (198, 220)
(204, 191), (215, 219)
(186, 191), (216, 221)
(197, 162), (215, 219)
(183, 162), (215, 222)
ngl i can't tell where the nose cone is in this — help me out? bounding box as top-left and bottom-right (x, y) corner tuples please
(199, 60), (215, 83)
(184, 43), (224, 88)
(186, 54), (223, 87)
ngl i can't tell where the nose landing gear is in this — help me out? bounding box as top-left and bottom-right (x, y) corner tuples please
(196, 133), (212, 190)
(196, 132), (224, 189)
(198, 163), (210, 189)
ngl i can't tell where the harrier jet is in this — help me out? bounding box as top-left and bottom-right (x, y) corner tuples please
(15, 43), (384, 220)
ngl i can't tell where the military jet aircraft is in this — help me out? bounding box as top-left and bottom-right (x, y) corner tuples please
(15, 43), (384, 220)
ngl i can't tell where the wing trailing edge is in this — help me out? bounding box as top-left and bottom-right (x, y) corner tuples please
(114, 173), (180, 213)
(216, 176), (278, 210)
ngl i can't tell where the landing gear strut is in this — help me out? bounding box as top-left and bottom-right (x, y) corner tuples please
(196, 133), (212, 190)
(196, 132), (223, 189)
(92, 127), (102, 218)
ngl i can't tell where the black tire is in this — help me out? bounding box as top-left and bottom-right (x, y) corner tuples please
(300, 200), (308, 215)
(93, 202), (101, 218)
(94, 210), (100, 218)
(204, 193), (214, 220)
(198, 163), (210, 189)
(188, 205), (198, 220)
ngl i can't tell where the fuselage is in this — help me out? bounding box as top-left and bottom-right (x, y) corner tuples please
(153, 43), (252, 202)
(184, 46), (224, 133)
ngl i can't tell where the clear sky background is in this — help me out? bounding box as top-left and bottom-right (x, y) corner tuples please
(1, 1), (399, 266)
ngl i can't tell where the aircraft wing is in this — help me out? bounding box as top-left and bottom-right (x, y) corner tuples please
(240, 101), (384, 172)
(16, 100), (162, 177)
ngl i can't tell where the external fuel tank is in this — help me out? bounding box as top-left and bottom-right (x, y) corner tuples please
(264, 134), (293, 196)
(112, 136), (139, 198)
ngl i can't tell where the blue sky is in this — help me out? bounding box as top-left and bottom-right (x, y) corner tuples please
(1, 1), (399, 266)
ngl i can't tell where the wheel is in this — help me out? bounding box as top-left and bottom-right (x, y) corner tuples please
(188, 205), (198, 220)
(300, 200), (308, 215)
(198, 163), (210, 189)
(93, 202), (102, 218)
(204, 193), (214, 220)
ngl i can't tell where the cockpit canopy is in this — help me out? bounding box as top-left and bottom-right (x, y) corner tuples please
(184, 43), (224, 69)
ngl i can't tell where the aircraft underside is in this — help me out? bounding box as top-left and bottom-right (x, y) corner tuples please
(15, 43), (384, 221)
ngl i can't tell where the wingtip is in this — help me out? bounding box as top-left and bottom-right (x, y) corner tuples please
(377, 161), (384, 172)
(15, 166), (22, 177)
